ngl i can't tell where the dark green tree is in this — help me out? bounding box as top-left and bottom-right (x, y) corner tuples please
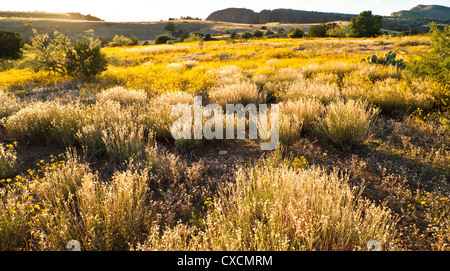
(289, 28), (305, 38)
(0, 30), (24, 59)
(348, 11), (382, 38)
(241, 32), (253, 39)
(65, 37), (108, 80)
(155, 34), (172, 44)
(253, 30), (264, 38)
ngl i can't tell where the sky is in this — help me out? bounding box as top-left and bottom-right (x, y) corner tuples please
(2, 0), (449, 22)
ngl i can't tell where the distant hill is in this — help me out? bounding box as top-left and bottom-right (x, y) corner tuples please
(206, 8), (356, 24)
(391, 4), (450, 20)
(0, 11), (103, 21)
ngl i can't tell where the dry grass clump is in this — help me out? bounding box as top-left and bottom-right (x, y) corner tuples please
(280, 78), (341, 105)
(96, 86), (148, 106)
(0, 143), (18, 178)
(279, 98), (324, 144)
(0, 91), (21, 120)
(315, 100), (380, 150)
(136, 160), (397, 251)
(145, 146), (212, 225)
(139, 91), (195, 140)
(102, 122), (150, 162)
(343, 78), (437, 115)
(208, 81), (265, 107)
(3, 101), (83, 146)
(76, 100), (132, 158)
(29, 151), (153, 250)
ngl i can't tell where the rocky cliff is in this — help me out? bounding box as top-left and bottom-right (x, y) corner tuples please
(206, 8), (356, 24)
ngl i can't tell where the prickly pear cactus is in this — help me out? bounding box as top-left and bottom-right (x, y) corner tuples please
(361, 51), (405, 69)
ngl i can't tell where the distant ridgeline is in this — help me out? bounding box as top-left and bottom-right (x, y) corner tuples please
(206, 5), (450, 33)
(206, 8), (356, 24)
(391, 4), (450, 20)
(0, 11), (103, 21)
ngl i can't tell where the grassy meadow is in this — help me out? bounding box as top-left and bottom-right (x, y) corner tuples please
(0, 34), (449, 251)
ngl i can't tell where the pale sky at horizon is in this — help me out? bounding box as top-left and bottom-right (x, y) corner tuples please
(2, 0), (449, 22)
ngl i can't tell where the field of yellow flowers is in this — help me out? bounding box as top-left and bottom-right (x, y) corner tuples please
(0, 36), (449, 251)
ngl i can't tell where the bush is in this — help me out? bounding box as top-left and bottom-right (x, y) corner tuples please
(326, 25), (348, 38)
(307, 25), (328, 38)
(155, 34), (172, 45)
(241, 32), (253, 40)
(307, 23), (338, 38)
(109, 35), (133, 47)
(348, 11), (382, 38)
(130, 36), (140, 45)
(0, 30), (24, 60)
(408, 24), (450, 88)
(253, 30), (264, 38)
(23, 30), (71, 74)
(65, 37), (108, 80)
(183, 33), (203, 42)
(289, 28), (305, 38)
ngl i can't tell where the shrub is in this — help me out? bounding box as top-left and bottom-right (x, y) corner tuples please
(326, 25), (348, 38)
(155, 34), (172, 45)
(130, 36), (140, 46)
(307, 25), (328, 38)
(407, 24), (450, 89)
(65, 37), (108, 80)
(241, 32), (253, 40)
(315, 100), (380, 150)
(289, 28), (305, 38)
(348, 11), (382, 38)
(109, 35), (133, 47)
(0, 30), (24, 60)
(183, 33), (203, 43)
(23, 30), (71, 74)
(253, 30), (264, 38)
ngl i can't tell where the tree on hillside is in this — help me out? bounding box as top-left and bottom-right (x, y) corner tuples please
(348, 11), (382, 38)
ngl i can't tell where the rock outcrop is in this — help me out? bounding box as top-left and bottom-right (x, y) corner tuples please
(206, 8), (356, 24)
